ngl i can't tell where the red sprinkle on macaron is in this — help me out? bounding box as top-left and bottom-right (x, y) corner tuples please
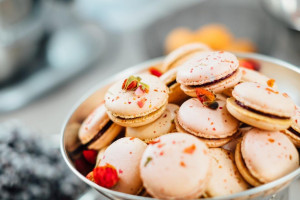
(266, 88), (279, 94)
(183, 144), (196, 154)
(149, 139), (160, 145)
(180, 161), (186, 167)
(137, 98), (146, 108)
(149, 67), (162, 77)
(83, 150), (98, 165)
(93, 164), (119, 188)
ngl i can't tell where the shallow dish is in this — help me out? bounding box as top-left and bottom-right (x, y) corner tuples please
(61, 53), (300, 200)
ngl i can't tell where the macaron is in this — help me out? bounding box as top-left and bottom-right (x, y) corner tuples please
(140, 133), (211, 199)
(99, 137), (147, 194)
(205, 148), (249, 197)
(161, 43), (211, 73)
(175, 98), (240, 147)
(222, 67), (277, 97)
(240, 67), (277, 88)
(227, 82), (295, 131)
(235, 128), (299, 186)
(159, 68), (189, 104)
(177, 51), (242, 97)
(105, 74), (169, 127)
(78, 103), (123, 150)
(126, 104), (179, 143)
(282, 105), (300, 147)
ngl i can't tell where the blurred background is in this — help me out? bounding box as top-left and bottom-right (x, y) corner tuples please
(0, 0), (300, 199)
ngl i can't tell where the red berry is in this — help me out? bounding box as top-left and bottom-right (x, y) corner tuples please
(149, 67), (162, 77)
(83, 150), (98, 164)
(93, 164), (119, 188)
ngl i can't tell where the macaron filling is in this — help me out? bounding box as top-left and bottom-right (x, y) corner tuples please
(235, 100), (290, 120)
(85, 120), (113, 147)
(189, 69), (238, 88)
(166, 79), (177, 88)
(288, 127), (300, 138)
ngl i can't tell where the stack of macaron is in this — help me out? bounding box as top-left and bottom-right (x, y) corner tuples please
(76, 43), (299, 199)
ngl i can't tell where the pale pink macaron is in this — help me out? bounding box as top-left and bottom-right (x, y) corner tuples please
(176, 51), (242, 97)
(235, 128), (299, 186)
(99, 137), (147, 194)
(240, 67), (277, 88)
(227, 82), (295, 131)
(175, 98), (240, 147)
(125, 104), (179, 143)
(282, 105), (300, 147)
(78, 103), (123, 150)
(140, 133), (211, 199)
(205, 148), (249, 197)
(161, 43), (211, 73)
(105, 74), (169, 127)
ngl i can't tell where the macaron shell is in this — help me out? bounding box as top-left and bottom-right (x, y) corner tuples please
(282, 129), (300, 148)
(291, 106), (300, 132)
(126, 104), (179, 142)
(174, 117), (238, 148)
(87, 123), (123, 150)
(205, 148), (248, 197)
(79, 104), (110, 144)
(140, 133), (211, 199)
(177, 98), (239, 138)
(232, 82), (295, 117)
(99, 137), (147, 194)
(235, 140), (262, 186)
(227, 97), (292, 131)
(241, 128), (299, 183)
(180, 68), (242, 96)
(105, 74), (169, 118)
(107, 102), (167, 127)
(162, 43), (211, 72)
(160, 68), (189, 104)
(176, 51), (239, 86)
(240, 67), (277, 88)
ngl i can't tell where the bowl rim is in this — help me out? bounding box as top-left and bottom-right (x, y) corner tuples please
(61, 52), (300, 200)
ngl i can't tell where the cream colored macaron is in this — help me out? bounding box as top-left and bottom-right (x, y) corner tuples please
(99, 137), (147, 194)
(78, 103), (123, 150)
(140, 133), (211, 199)
(235, 128), (299, 186)
(282, 105), (300, 147)
(105, 74), (169, 127)
(227, 82), (295, 131)
(175, 98), (240, 147)
(159, 68), (189, 104)
(205, 148), (249, 197)
(177, 51), (242, 97)
(126, 104), (179, 143)
(161, 43), (211, 73)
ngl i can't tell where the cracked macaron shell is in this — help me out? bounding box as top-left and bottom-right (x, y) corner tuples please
(176, 51), (239, 86)
(125, 104), (179, 142)
(232, 82), (295, 117)
(99, 137), (147, 194)
(140, 133), (211, 199)
(105, 74), (169, 119)
(177, 98), (239, 139)
(241, 128), (299, 183)
(205, 148), (248, 197)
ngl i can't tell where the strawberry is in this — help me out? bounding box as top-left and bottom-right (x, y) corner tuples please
(239, 59), (260, 71)
(83, 150), (98, 164)
(93, 164), (119, 188)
